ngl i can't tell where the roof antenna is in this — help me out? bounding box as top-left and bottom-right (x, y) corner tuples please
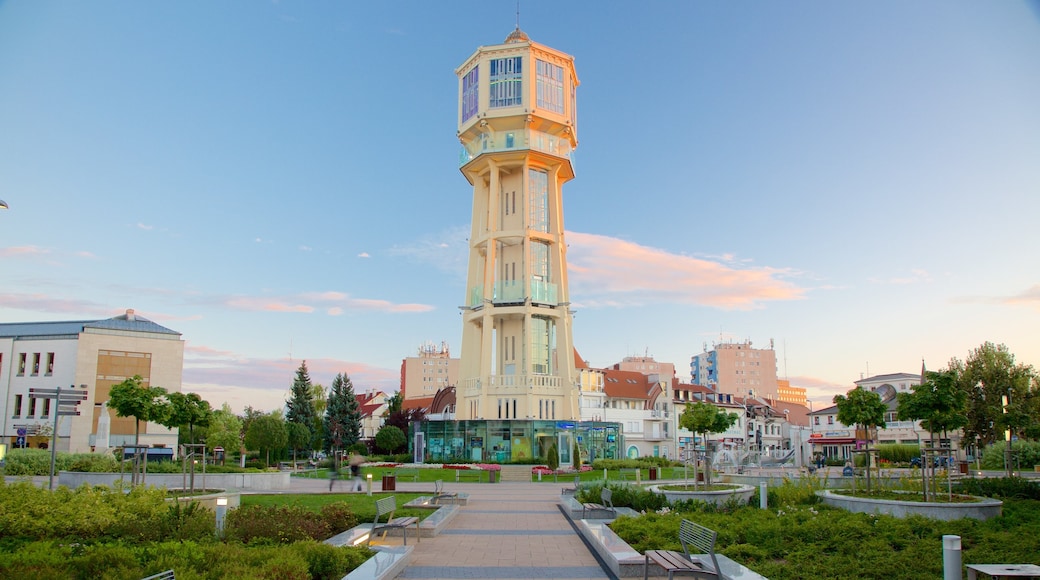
(516, 0), (521, 30)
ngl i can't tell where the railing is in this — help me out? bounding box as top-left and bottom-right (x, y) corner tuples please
(459, 128), (575, 167)
(468, 281), (560, 307)
(460, 374), (563, 392)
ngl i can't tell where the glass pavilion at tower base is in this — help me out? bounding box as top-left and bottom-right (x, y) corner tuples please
(414, 420), (624, 464)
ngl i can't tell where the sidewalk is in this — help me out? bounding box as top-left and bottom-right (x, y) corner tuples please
(285, 476), (612, 580)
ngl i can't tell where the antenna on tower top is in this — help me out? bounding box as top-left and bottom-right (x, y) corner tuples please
(516, 0), (521, 29)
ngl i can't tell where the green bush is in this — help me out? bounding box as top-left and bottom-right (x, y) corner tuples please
(591, 457), (678, 470)
(577, 483), (668, 512)
(981, 441), (1040, 470)
(346, 442), (368, 455)
(876, 444), (919, 464)
(67, 453), (120, 472)
(956, 476), (1040, 500)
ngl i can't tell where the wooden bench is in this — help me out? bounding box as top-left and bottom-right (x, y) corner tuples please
(620, 468), (641, 481)
(562, 475), (581, 494)
(395, 467), (420, 481)
(455, 469), (483, 482)
(582, 488), (617, 519)
(369, 496), (420, 546)
(643, 519), (719, 580)
(432, 479), (459, 504)
(141, 571), (176, 580)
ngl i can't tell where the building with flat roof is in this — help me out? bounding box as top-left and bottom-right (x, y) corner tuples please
(690, 340), (779, 400)
(400, 341), (458, 402)
(0, 309), (183, 453)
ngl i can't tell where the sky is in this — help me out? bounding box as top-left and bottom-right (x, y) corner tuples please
(2, 1), (1039, 414)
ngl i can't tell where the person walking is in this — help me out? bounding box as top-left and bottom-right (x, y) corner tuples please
(328, 458), (340, 492)
(348, 451), (366, 492)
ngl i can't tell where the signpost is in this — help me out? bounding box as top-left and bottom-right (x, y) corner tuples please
(28, 385), (88, 490)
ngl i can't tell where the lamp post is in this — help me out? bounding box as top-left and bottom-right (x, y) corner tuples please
(215, 497), (228, 538)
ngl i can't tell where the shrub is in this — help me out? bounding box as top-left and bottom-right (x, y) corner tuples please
(67, 453), (120, 472)
(956, 476), (1040, 500)
(374, 426), (405, 455)
(876, 444), (919, 464)
(319, 502), (358, 534)
(981, 441), (1040, 470)
(577, 483), (669, 513)
(224, 502), (358, 545)
(346, 442), (368, 455)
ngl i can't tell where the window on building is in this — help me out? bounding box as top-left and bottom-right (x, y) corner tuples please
(814, 416), (820, 425)
(536, 59), (564, 113)
(528, 168), (548, 232)
(461, 65), (479, 122)
(13, 394), (22, 417)
(489, 57), (522, 108)
(32, 353), (40, 375)
(827, 416), (834, 425)
(531, 241), (549, 284)
(530, 316), (554, 375)
(46, 353), (55, 375)
(18, 353), (26, 375)
(28, 397), (36, 417)
(42, 398), (51, 418)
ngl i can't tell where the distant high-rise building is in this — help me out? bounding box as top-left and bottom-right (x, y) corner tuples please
(455, 27), (580, 421)
(690, 340), (779, 400)
(776, 379), (807, 405)
(400, 341), (458, 401)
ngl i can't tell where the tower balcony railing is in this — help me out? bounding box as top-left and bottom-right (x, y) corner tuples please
(468, 281), (560, 308)
(460, 374), (563, 392)
(459, 128), (575, 167)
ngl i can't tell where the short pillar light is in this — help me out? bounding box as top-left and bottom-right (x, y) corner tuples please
(215, 497), (228, 538)
(366, 473), (373, 496)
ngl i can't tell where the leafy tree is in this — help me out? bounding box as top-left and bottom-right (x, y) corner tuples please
(898, 367), (968, 500)
(107, 375), (171, 445)
(573, 440), (582, 471)
(958, 343), (1037, 450)
(834, 387), (887, 492)
(240, 406), (266, 442)
(205, 404), (243, 465)
(162, 392), (212, 446)
(286, 421), (311, 465)
(286, 361), (317, 449)
(310, 382), (327, 454)
(244, 413), (288, 467)
(385, 391), (403, 417)
(679, 402), (738, 487)
(375, 425), (406, 455)
(324, 373), (362, 454)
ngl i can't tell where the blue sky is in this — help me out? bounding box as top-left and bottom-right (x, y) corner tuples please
(2, 1), (1038, 413)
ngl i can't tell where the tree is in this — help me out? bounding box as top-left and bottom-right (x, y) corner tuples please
(679, 402), (738, 488)
(205, 404), (243, 465)
(163, 392), (212, 446)
(107, 375), (170, 445)
(958, 343), (1037, 446)
(573, 440), (582, 471)
(546, 443), (559, 473)
(324, 373), (362, 454)
(286, 361), (317, 448)
(834, 387), (887, 493)
(244, 413), (288, 467)
(898, 367), (967, 501)
(286, 421), (311, 466)
(375, 425), (406, 455)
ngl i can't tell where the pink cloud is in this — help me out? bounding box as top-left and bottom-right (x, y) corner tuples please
(0, 245), (50, 258)
(224, 297), (314, 313)
(789, 375), (852, 407)
(1005, 285), (1040, 310)
(0, 293), (114, 316)
(566, 232), (805, 310)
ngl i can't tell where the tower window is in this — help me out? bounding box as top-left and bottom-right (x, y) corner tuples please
(461, 65), (479, 122)
(489, 57), (522, 108)
(536, 59), (564, 113)
(528, 168), (548, 232)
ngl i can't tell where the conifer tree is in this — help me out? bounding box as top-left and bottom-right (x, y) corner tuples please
(286, 360), (316, 447)
(324, 372), (361, 453)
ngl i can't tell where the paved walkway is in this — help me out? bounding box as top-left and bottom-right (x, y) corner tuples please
(289, 477), (611, 579)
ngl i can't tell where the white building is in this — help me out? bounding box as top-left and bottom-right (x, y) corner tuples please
(1, 309), (183, 453)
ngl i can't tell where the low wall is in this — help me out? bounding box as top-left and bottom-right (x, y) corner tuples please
(58, 471), (291, 491)
(816, 490), (1003, 521)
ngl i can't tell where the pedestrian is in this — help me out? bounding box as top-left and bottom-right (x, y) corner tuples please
(328, 461), (339, 492)
(348, 451), (366, 492)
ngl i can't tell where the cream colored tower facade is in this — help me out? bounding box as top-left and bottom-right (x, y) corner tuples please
(455, 28), (579, 421)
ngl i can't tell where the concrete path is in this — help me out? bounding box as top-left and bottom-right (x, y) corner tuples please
(285, 476), (611, 579)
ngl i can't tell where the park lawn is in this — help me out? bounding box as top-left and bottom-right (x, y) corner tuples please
(294, 466), (494, 483)
(242, 492), (431, 523)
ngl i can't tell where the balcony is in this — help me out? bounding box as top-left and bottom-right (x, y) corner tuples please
(459, 129), (575, 167)
(460, 375), (564, 393)
(468, 281), (560, 308)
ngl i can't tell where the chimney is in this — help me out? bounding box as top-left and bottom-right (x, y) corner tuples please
(125, 308), (135, 321)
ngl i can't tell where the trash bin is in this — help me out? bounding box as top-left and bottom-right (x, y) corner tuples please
(958, 461), (969, 475)
(649, 467), (658, 481)
(382, 473), (396, 491)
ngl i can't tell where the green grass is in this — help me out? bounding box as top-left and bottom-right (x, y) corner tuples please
(294, 467), (494, 483)
(241, 492), (430, 523)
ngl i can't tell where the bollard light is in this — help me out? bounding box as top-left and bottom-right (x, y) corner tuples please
(215, 497), (228, 538)
(760, 482), (768, 509)
(366, 473), (372, 496)
(942, 535), (961, 580)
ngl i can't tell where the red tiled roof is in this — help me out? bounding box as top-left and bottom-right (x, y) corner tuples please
(602, 369), (651, 400)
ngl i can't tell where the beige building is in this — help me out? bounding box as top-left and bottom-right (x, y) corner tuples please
(1, 309), (183, 454)
(776, 379), (808, 405)
(455, 28), (581, 421)
(400, 341), (458, 402)
(690, 340), (779, 401)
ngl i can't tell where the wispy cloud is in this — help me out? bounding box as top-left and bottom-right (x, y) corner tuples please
(388, 225), (469, 279)
(358, 252), (370, 258)
(790, 375), (851, 405)
(224, 297), (315, 313)
(218, 291), (435, 314)
(136, 222), (154, 231)
(0, 245), (50, 258)
(0, 293), (116, 316)
(1002, 284), (1040, 310)
(182, 344), (399, 413)
(299, 245), (312, 252)
(566, 232), (805, 310)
